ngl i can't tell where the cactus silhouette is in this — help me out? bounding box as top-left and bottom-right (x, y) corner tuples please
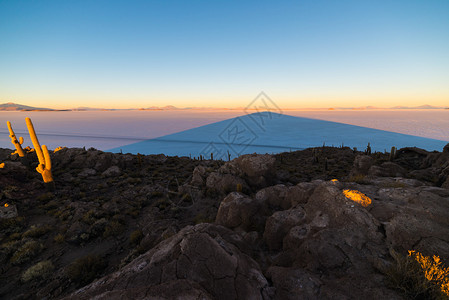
(25, 117), (54, 187)
(390, 146), (397, 161)
(7, 121), (25, 157)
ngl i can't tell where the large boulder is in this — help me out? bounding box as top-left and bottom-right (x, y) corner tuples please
(381, 188), (449, 261)
(255, 184), (290, 210)
(219, 154), (276, 189)
(64, 224), (273, 300)
(206, 172), (247, 194)
(191, 165), (207, 186)
(215, 192), (266, 232)
(349, 155), (374, 177)
(394, 147), (429, 170)
(266, 267), (321, 300)
(101, 166), (121, 177)
(285, 181), (321, 208)
(368, 162), (407, 177)
(263, 208), (306, 250)
(443, 177), (449, 189)
(0, 161), (29, 182)
(289, 182), (386, 276)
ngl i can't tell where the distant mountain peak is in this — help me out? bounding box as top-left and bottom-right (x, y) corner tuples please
(0, 102), (53, 111)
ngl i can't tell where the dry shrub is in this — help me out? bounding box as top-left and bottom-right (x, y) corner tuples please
(386, 249), (449, 299)
(10, 240), (43, 265)
(129, 229), (143, 245)
(66, 254), (106, 285)
(22, 260), (54, 282)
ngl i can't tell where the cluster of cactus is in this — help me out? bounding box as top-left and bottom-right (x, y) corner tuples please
(365, 143), (372, 155)
(6, 118), (54, 190)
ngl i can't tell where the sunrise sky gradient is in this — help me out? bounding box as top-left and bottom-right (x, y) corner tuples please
(0, 0), (448, 109)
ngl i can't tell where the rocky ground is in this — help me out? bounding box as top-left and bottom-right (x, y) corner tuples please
(0, 144), (448, 299)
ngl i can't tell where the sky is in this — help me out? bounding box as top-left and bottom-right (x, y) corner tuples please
(0, 0), (448, 109)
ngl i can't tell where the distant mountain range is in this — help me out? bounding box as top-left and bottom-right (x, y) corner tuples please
(0, 102), (55, 111)
(0, 102), (448, 111)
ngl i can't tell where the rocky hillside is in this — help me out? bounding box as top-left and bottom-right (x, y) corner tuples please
(1, 145), (448, 299)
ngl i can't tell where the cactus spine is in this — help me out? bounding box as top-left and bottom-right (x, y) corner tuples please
(7, 121), (25, 157)
(25, 118), (54, 186)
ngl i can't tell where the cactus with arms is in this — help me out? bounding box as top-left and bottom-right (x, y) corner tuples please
(7, 121), (25, 157)
(26, 117), (54, 189)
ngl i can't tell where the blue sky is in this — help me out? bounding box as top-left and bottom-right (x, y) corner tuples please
(0, 0), (448, 109)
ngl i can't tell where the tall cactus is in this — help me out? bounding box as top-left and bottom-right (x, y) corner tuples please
(26, 117), (54, 189)
(389, 146), (397, 161)
(7, 121), (25, 157)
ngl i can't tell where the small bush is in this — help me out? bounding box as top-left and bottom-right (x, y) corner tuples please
(386, 249), (449, 299)
(103, 221), (124, 238)
(1, 240), (21, 256)
(129, 230), (143, 245)
(10, 240), (43, 265)
(347, 174), (368, 184)
(66, 254), (106, 285)
(381, 182), (407, 188)
(22, 260), (54, 282)
(0, 216), (25, 233)
(193, 213), (214, 225)
(42, 200), (59, 211)
(22, 225), (52, 238)
(54, 233), (65, 243)
(36, 192), (54, 203)
(9, 232), (22, 240)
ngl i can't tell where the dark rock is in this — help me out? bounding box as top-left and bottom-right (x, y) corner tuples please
(220, 154), (276, 189)
(283, 224), (311, 251)
(206, 172), (247, 194)
(0, 204), (18, 219)
(368, 162), (406, 177)
(0, 161), (29, 182)
(267, 266), (321, 300)
(444, 143), (449, 153)
(443, 177), (449, 189)
(65, 224), (271, 300)
(101, 166), (121, 177)
(349, 155), (374, 176)
(215, 192), (265, 231)
(255, 184), (290, 210)
(285, 181), (321, 207)
(78, 168), (96, 178)
(191, 165), (207, 186)
(263, 208), (306, 251)
(408, 168), (439, 184)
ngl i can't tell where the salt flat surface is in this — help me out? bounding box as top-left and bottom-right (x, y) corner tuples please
(286, 109), (449, 142)
(109, 112), (448, 158)
(1, 110), (448, 156)
(0, 110), (242, 150)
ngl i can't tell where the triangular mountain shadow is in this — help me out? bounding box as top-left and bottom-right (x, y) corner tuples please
(108, 112), (448, 159)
